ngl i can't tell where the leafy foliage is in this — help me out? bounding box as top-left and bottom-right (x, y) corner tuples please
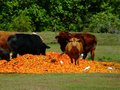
(0, 0), (120, 33)
(89, 12), (120, 33)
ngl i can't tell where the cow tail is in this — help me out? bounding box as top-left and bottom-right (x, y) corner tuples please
(81, 36), (86, 51)
(93, 36), (97, 50)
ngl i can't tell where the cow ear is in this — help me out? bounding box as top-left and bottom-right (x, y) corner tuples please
(46, 45), (50, 49)
(42, 43), (50, 49)
(55, 36), (59, 39)
(65, 39), (69, 43)
(69, 38), (73, 42)
(45, 45), (50, 49)
(75, 38), (79, 42)
(78, 38), (83, 42)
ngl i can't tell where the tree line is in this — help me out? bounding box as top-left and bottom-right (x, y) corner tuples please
(0, 0), (120, 33)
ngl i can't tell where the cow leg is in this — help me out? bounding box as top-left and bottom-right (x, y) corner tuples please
(83, 53), (88, 59)
(6, 53), (10, 61)
(70, 58), (73, 64)
(12, 51), (18, 58)
(75, 59), (79, 65)
(75, 59), (77, 65)
(90, 50), (95, 61)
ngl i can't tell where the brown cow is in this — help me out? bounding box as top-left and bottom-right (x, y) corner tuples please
(65, 37), (83, 65)
(55, 31), (97, 60)
(0, 31), (15, 61)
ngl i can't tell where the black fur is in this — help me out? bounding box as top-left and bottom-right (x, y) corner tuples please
(7, 34), (50, 58)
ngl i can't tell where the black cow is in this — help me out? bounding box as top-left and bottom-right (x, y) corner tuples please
(7, 33), (50, 58)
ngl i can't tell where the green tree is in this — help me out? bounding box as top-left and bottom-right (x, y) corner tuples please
(0, 0), (120, 33)
(89, 12), (120, 33)
(10, 10), (34, 32)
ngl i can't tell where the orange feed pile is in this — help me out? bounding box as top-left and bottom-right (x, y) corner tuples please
(0, 52), (120, 74)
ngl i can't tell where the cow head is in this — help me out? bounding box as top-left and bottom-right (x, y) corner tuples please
(40, 43), (50, 55)
(55, 31), (72, 52)
(65, 37), (83, 65)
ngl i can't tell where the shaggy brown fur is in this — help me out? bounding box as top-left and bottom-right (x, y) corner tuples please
(65, 37), (83, 65)
(0, 32), (15, 51)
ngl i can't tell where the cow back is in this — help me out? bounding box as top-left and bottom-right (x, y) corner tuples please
(72, 32), (97, 52)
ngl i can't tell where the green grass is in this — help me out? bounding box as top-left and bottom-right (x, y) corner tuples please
(95, 33), (120, 45)
(95, 45), (120, 62)
(0, 73), (120, 90)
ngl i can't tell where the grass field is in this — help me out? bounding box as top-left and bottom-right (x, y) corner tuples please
(0, 73), (120, 90)
(0, 31), (120, 90)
